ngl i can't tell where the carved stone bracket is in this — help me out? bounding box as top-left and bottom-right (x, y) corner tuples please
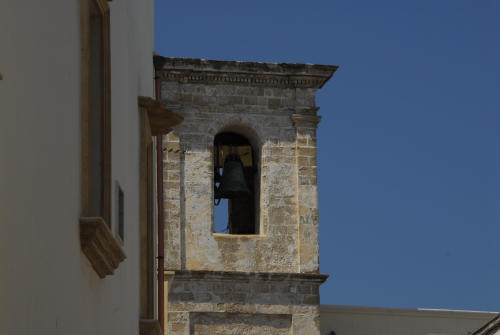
(291, 114), (322, 128)
(80, 217), (126, 278)
(138, 96), (184, 135)
(164, 270), (175, 286)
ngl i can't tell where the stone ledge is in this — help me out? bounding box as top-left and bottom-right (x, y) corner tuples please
(292, 114), (322, 128)
(171, 270), (328, 284)
(138, 96), (184, 135)
(139, 319), (162, 335)
(158, 57), (338, 89)
(213, 233), (266, 239)
(80, 217), (126, 278)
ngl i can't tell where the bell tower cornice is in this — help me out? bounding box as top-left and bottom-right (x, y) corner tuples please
(157, 56), (338, 89)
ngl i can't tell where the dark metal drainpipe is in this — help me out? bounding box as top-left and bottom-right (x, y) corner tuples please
(154, 55), (166, 331)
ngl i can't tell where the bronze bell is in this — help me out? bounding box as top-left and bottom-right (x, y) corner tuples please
(215, 154), (251, 199)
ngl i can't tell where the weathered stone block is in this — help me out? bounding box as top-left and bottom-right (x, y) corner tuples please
(267, 98), (281, 109)
(243, 96), (258, 105)
(190, 312), (292, 335)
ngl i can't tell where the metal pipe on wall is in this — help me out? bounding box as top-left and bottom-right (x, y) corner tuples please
(154, 55), (166, 331)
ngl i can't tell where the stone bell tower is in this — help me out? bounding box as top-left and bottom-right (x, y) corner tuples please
(158, 57), (337, 334)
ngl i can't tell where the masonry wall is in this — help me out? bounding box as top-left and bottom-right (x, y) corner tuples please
(167, 271), (324, 335)
(0, 1), (154, 334)
(162, 82), (321, 274)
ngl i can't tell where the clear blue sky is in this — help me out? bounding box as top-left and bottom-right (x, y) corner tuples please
(155, 1), (500, 311)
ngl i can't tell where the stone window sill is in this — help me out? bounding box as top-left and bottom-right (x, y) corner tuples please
(80, 216), (126, 278)
(213, 233), (266, 239)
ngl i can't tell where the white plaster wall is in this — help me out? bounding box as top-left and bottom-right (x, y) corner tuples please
(0, 0), (155, 334)
(320, 305), (498, 335)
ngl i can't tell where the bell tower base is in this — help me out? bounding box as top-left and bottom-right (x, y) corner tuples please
(167, 270), (328, 335)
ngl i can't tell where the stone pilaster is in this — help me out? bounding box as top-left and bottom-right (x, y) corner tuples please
(164, 132), (182, 270)
(292, 112), (321, 274)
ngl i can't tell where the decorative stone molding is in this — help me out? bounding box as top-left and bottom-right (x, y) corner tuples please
(292, 114), (322, 128)
(158, 57), (338, 89)
(139, 319), (162, 335)
(172, 270), (328, 284)
(138, 96), (184, 135)
(80, 217), (126, 278)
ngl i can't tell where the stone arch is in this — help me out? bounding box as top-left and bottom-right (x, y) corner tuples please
(213, 124), (262, 235)
(214, 122), (263, 167)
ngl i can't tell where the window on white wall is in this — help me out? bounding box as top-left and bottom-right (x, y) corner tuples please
(81, 0), (111, 225)
(79, 0), (125, 279)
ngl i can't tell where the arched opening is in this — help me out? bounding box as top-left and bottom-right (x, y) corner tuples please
(214, 132), (258, 234)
